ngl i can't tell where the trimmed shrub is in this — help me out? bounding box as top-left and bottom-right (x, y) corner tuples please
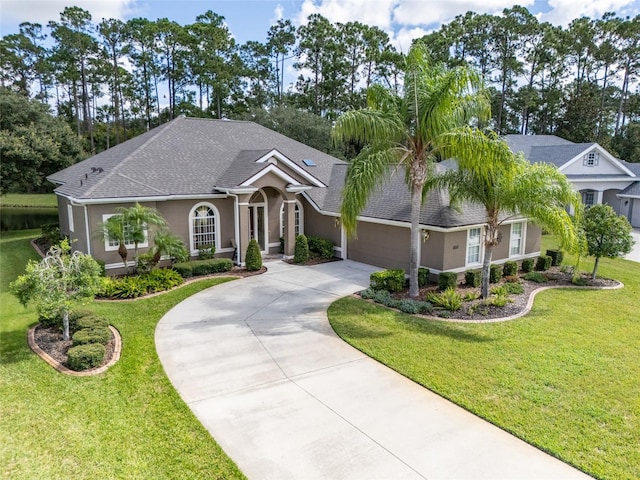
(415, 301), (433, 314)
(535, 255), (552, 271)
(503, 261), (518, 277)
(398, 299), (420, 314)
(359, 288), (376, 299)
(546, 249), (564, 266)
(41, 222), (61, 246)
(438, 272), (457, 291)
(67, 343), (106, 371)
(521, 258), (535, 273)
(307, 236), (334, 259)
(426, 288), (462, 311)
(370, 269), (405, 292)
(75, 315), (108, 332)
(72, 326), (111, 345)
(173, 258), (233, 278)
(524, 272), (548, 283)
(197, 244), (216, 260)
(293, 235), (309, 263)
(503, 282), (524, 295)
(465, 269), (482, 287)
(172, 262), (193, 278)
(245, 239), (262, 271)
(373, 290), (392, 304)
(418, 267), (430, 287)
(135, 252), (156, 274)
(490, 264), (503, 283)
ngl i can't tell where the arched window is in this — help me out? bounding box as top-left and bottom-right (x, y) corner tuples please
(280, 200), (303, 238)
(189, 203), (219, 254)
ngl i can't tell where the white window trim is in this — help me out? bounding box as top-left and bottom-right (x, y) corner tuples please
(584, 152), (599, 167)
(279, 200), (304, 238)
(189, 202), (220, 255)
(102, 213), (148, 252)
(509, 221), (526, 257)
(466, 227), (483, 267)
(583, 191), (595, 206)
(67, 204), (74, 233)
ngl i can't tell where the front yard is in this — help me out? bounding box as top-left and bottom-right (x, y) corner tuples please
(0, 230), (245, 479)
(328, 237), (639, 480)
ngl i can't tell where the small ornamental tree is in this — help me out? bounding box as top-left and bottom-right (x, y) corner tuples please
(10, 239), (102, 340)
(245, 239), (262, 271)
(583, 204), (634, 278)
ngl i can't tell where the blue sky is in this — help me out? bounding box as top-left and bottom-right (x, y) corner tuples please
(2, 0), (640, 52)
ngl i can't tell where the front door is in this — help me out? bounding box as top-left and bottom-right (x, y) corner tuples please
(249, 205), (266, 251)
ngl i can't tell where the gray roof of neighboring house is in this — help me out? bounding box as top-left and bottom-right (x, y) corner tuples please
(504, 134), (595, 167)
(48, 116), (496, 229)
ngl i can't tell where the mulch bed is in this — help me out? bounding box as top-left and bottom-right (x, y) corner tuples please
(33, 324), (117, 371)
(370, 267), (620, 322)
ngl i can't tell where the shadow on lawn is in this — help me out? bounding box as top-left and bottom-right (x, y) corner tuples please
(396, 316), (496, 343)
(0, 327), (34, 364)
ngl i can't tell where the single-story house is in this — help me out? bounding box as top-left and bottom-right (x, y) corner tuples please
(505, 134), (640, 228)
(48, 116), (541, 275)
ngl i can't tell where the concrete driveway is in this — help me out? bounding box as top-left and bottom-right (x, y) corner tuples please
(156, 260), (591, 479)
(626, 229), (640, 262)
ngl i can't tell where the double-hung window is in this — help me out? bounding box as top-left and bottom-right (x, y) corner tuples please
(467, 227), (482, 265)
(102, 214), (148, 252)
(510, 222), (524, 256)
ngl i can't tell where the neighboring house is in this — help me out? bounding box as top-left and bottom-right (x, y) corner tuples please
(505, 135), (640, 228)
(48, 116), (541, 275)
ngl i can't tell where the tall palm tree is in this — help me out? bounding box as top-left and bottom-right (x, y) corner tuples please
(332, 44), (490, 297)
(431, 130), (583, 298)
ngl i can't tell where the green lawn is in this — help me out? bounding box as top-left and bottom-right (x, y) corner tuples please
(0, 193), (58, 208)
(329, 238), (640, 480)
(0, 230), (245, 479)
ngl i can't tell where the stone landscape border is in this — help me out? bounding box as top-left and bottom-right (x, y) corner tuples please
(28, 325), (122, 376)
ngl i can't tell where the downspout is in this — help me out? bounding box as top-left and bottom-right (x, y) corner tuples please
(83, 205), (91, 256)
(227, 192), (241, 265)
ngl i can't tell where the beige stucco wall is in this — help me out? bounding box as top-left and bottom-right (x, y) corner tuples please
(301, 198), (341, 246)
(525, 222), (541, 254)
(421, 230), (445, 271)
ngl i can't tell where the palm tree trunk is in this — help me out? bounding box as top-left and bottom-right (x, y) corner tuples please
(409, 184), (422, 298)
(481, 243), (494, 299)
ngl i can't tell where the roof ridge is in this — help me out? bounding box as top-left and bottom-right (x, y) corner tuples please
(84, 120), (178, 198)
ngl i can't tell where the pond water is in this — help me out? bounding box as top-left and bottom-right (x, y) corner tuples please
(0, 207), (59, 231)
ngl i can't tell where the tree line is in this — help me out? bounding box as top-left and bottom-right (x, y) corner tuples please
(1, 5), (639, 189)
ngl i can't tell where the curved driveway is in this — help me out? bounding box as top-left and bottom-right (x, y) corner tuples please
(156, 260), (591, 480)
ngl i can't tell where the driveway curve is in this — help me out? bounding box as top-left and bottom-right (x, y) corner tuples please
(156, 260), (591, 480)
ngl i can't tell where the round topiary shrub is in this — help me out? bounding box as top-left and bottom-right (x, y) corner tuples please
(245, 238), (263, 271)
(67, 343), (106, 371)
(293, 234), (309, 263)
(75, 315), (108, 331)
(72, 326), (112, 345)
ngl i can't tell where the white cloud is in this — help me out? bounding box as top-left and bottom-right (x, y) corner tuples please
(272, 3), (285, 24)
(540, 0), (640, 27)
(391, 26), (429, 53)
(1, 0), (135, 26)
(296, 0), (397, 29)
(392, 0), (535, 27)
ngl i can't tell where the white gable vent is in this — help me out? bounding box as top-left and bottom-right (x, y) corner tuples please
(583, 152), (599, 167)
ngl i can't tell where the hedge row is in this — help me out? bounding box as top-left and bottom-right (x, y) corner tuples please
(171, 258), (233, 278)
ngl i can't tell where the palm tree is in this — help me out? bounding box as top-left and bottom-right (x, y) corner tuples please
(151, 231), (188, 266)
(96, 214), (128, 271)
(332, 44), (490, 297)
(431, 130), (582, 298)
(116, 202), (167, 259)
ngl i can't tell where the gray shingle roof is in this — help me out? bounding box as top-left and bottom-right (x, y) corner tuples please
(49, 116), (505, 229)
(504, 134), (595, 167)
(48, 117), (344, 200)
